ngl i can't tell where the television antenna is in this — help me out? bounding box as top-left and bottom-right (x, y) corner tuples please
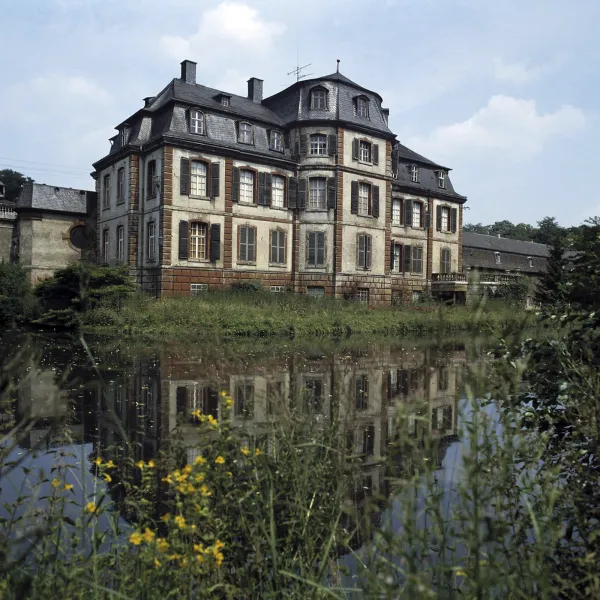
(288, 63), (313, 82)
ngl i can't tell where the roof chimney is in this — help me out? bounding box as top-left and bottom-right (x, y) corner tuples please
(247, 77), (263, 103)
(180, 60), (197, 85)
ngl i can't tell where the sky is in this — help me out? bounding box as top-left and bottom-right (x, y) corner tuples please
(1, 0), (599, 227)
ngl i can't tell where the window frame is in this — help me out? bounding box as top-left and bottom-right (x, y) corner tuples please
(392, 198), (402, 225)
(189, 221), (209, 261)
(355, 374), (369, 410)
(356, 233), (372, 270)
(189, 159), (209, 198)
(357, 182), (372, 216)
(146, 159), (157, 200)
(411, 245), (424, 274)
(271, 173), (286, 209)
(359, 140), (372, 163)
(392, 243), (402, 273)
(308, 177), (327, 210)
(306, 231), (326, 268)
(441, 247), (451, 274)
(269, 228), (286, 265)
(441, 206), (450, 232)
(270, 130), (283, 152)
(116, 225), (125, 263)
(495, 252), (501, 265)
(238, 225), (257, 264)
(310, 87), (328, 110)
(234, 382), (254, 420)
(238, 121), (253, 145)
(102, 174), (110, 209)
(411, 165), (419, 183)
(146, 220), (156, 262)
(102, 228), (109, 263)
(238, 168), (256, 204)
(117, 168), (125, 204)
(309, 134), (328, 156)
(220, 95), (230, 107)
(189, 109), (205, 135)
(438, 170), (446, 189)
(356, 96), (370, 119)
(412, 201), (423, 228)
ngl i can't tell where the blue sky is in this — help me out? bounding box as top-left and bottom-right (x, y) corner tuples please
(1, 0), (598, 226)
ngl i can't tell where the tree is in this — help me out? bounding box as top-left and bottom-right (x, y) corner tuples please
(535, 235), (566, 307)
(0, 169), (33, 203)
(533, 216), (564, 245)
(463, 223), (490, 234)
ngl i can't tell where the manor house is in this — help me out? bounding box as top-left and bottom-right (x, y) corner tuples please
(93, 60), (466, 304)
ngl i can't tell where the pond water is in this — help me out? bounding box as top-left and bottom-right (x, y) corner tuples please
(0, 332), (490, 566)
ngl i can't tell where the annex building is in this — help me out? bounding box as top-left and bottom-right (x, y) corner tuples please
(93, 60), (466, 304)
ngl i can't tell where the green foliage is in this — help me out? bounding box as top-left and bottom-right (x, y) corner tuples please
(0, 169), (33, 202)
(464, 215), (568, 244)
(0, 261), (36, 326)
(230, 280), (263, 293)
(493, 276), (530, 307)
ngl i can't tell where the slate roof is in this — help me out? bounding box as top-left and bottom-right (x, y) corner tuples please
(462, 232), (549, 258)
(16, 183), (93, 215)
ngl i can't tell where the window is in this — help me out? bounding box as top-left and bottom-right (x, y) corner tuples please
(238, 122), (253, 144)
(272, 175), (285, 208)
(392, 199), (402, 225)
(528, 257), (533, 268)
(359, 140), (371, 162)
(190, 222), (208, 260)
(356, 288), (370, 304)
(220, 96), (230, 107)
(392, 244), (401, 273)
(116, 225), (125, 262)
(358, 183), (371, 216)
(412, 201), (423, 228)
(438, 367), (449, 392)
(310, 134), (327, 156)
(239, 170), (254, 203)
(362, 425), (375, 456)
(307, 286), (325, 298)
(190, 161), (208, 197)
(357, 234), (372, 269)
(234, 383), (254, 419)
(270, 131), (283, 152)
(146, 160), (157, 199)
(117, 168), (125, 204)
(239, 225), (256, 262)
(495, 252), (501, 265)
(102, 229), (109, 262)
(438, 171), (446, 189)
(307, 231), (325, 267)
(191, 283), (208, 296)
(103, 174), (110, 209)
(147, 221), (156, 261)
(310, 88), (327, 110)
(304, 378), (323, 413)
(270, 230), (286, 264)
(441, 248), (451, 274)
(190, 110), (204, 135)
(355, 375), (369, 410)
(412, 246), (423, 273)
(309, 177), (326, 210)
(411, 165), (419, 183)
(441, 207), (450, 231)
(356, 97), (369, 118)
(270, 286), (285, 293)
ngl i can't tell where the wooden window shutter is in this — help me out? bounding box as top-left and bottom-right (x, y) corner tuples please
(351, 181), (359, 214)
(265, 173), (272, 206)
(210, 223), (221, 262)
(178, 220), (189, 260)
(352, 138), (359, 161)
(372, 144), (379, 165)
(404, 199), (413, 227)
(180, 158), (190, 195)
(210, 162), (220, 199)
(253, 171), (259, 204)
(288, 177), (298, 209)
(403, 245), (412, 273)
(258, 171), (266, 205)
(425, 208), (431, 229)
(420, 203), (425, 226)
(440, 247), (443, 272)
(436, 205), (442, 231)
(372, 185), (380, 218)
(232, 167), (240, 202)
(451, 208), (458, 233)
(390, 242), (395, 272)
(328, 134), (337, 156)
(327, 177), (336, 209)
(299, 134), (308, 158)
(297, 178), (307, 210)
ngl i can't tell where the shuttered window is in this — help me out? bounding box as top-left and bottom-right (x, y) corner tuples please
(239, 170), (254, 203)
(357, 234), (372, 269)
(190, 161), (208, 197)
(441, 207), (450, 231)
(412, 201), (423, 228)
(309, 178), (326, 209)
(272, 175), (285, 208)
(239, 226), (256, 262)
(412, 246), (423, 273)
(270, 230), (286, 264)
(392, 244), (401, 273)
(190, 222), (208, 260)
(147, 221), (156, 261)
(355, 375), (369, 410)
(307, 232), (325, 267)
(392, 199), (402, 225)
(359, 141), (371, 162)
(309, 134), (327, 155)
(358, 183), (371, 216)
(441, 248), (451, 274)
(116, 226), (125, 262)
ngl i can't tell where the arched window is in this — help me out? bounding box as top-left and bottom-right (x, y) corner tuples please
(310, 87), (328, 110)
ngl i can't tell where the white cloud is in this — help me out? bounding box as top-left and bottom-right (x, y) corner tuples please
(160, 2), (286, 60)
(408, 95), (587, 161)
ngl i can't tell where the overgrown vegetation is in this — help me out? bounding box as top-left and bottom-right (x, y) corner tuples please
(0, 262), (36, 326)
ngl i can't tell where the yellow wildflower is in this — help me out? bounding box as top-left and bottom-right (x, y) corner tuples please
(51, 478), (61, 488)
(183, 464), (193, 474)
(200, 484), (212, 497)
(196, 554), (204, 564)
(136, 460), (144, 469)
(142, 528), (156, 543)
(220, 391), (227, 397)
(129, 531), (143, 546)
(176, 484), (187, 495)
(241, 446), (250, 456)
(64, 483), (74, 491)
(194, 455), (206, 466)
(180, 557), (189, 567)
(193, 543), (205, 554)
(159, 513), (170, 523)
(207, 415), (218, 427)
(167, 553), (182, 561)
(191, 409), (202, 420)
(174, 515), (186, 529)
(162, 474), (173, 485)
(225, 396), (233, 407)
(154, 557), (161, 568)
(194, 473), (205, 483)
(226, 471), (233, 478)
(103, 473), (112, 483)
(213, 550), (224, 567)
(156, 538), (169, 552)
(255, 448), (262, 457)
(214, 540), (225, 551)
(147, 459), (156, 468)
(456, 570), (466, 577)
(173, 470), (188, 483)
(93, 457), (103, 466)
(105, 460), (116, 469)
(85, 501), (98, 514)
(215, 456), (225, 465)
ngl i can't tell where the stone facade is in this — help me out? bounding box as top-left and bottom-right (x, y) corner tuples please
(93, 61), (467, 304)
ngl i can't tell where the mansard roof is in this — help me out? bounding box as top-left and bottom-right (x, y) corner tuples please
(462, 232), (550, 258)
(15, 182), (92, 215)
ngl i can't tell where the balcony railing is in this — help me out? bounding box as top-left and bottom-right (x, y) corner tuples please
(432, 272), (523, 284)
(0, 206), (16, 220)
(432, 273), (467, 282)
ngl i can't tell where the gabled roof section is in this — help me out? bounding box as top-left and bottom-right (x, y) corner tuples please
(462, 232), (550, 258)
(396, 143), (446, 169)
(16, 183), (93, 215)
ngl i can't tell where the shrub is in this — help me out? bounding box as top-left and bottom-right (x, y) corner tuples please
(0, 262), (36, 326)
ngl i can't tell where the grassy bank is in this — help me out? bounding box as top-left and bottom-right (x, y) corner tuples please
(82, 291), (531, 340)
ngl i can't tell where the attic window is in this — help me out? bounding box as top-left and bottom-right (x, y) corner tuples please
(310, 87), (327, 110)
(411, 165), (419, 183)
(120, 127), (130, 146)
(220, 95), (231, 107)
(270, 130), (283, 152)
(438, 170), (446, 189)
(528, 257), (533, 268)
(495, 252), (501, 265)
(356, 96), (369, 119)
(189, 110), (205, 135)
(238, 122), (253, 144)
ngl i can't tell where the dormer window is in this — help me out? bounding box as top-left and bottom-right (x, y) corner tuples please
(189, 110), (205, 135)
(120, 126), (130, 146)
(310, 87), (327, 110)
(220, 95), (231, 107)
(411, 165), (419, 183)
(238, 122), (253, 144)
(270, 130), (283, 152)
(438, 170), (446, 189)
(356, 96), (370, 119)
(528, 257), (533, 268)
